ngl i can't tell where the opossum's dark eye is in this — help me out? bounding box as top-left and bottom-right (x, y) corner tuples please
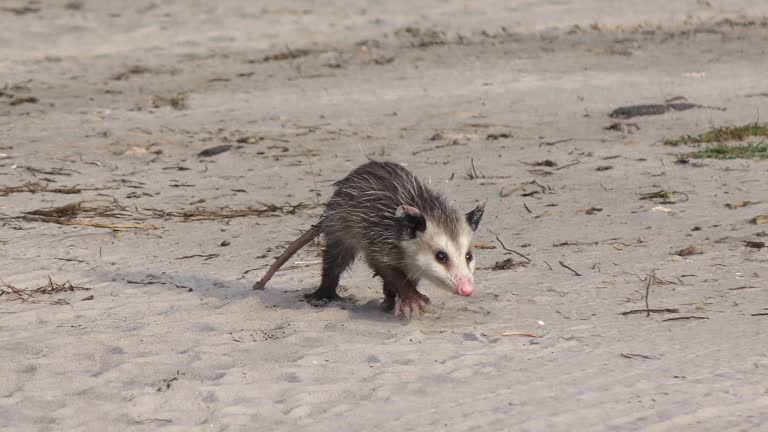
(435, 251), (448, 264)
(465, 251), (473, 263)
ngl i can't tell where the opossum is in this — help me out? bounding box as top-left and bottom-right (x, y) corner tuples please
(253, 160), (485, 317)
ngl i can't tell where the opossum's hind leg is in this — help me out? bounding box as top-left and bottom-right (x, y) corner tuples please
(305, 240), (355, 302)
(381, 278), (397, 312)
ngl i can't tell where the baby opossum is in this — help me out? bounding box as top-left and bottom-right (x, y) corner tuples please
(254, 160), (485, 317)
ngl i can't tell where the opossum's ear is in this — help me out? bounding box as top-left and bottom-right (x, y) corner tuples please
(395, 205), (426, 237)
(465, 204), (485, 231)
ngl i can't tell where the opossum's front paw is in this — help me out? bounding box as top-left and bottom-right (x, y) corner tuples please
(395, 293), (430, 318)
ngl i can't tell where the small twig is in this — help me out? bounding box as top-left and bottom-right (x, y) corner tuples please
(495, 236), (532, 262)
(522, 203), (532, 214)
(126, 279), (190, 290)
(662, 316), (709, 321)
(175, 253), (219, 260)
(620, 353), (659, 360)
(53, 257), (86, 263)
(412, 140), (464, 155)
(499, 184), (526, 198)
(529, 180), (550, 192)
(126, 280), (166, 286)
(500, 332), (543, 338)
(554, 160), (581, 171)
(543, 260), (553, 271)
(558, 260), (581, 276)
(553, 240), (599, 247)
(620, 308), (680, 316)
(465, 158), (486, 180)
(538, 138), (573, 147)
(136, 418), (173, 424)
(645, 272), (655, 317)
(751, 312), (768, 316)
(242, 267), (264, 275)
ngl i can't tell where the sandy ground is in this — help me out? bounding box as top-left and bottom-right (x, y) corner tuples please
(2, 1), (768, 431)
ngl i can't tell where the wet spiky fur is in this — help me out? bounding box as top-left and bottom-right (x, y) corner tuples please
(254, 160), (484, 316)
(322, 161), (463, 269)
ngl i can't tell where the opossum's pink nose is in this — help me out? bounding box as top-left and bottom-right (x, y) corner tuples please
(456, 278), (474, 297)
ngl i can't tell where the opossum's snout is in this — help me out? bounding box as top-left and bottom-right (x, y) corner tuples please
(455, 277), (474, 297)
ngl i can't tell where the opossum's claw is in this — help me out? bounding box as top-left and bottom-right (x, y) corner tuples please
(395, 294), (429, 319)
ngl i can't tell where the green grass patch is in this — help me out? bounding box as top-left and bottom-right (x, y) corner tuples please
(663, 123), (768, 146)
(685, 143), (768, 160)
(639, 189), (689, 204)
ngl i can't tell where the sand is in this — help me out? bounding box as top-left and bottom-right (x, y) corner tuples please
(1, 1), (768, 431)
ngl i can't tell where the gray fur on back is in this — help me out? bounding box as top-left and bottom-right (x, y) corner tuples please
(319, 160), (462, 269)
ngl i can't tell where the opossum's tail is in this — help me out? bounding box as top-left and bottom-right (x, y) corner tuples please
(253, 225), (320, 290)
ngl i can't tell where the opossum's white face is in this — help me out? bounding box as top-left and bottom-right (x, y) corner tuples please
(397, 205), (484, 296)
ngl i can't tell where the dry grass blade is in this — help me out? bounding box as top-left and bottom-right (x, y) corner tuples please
(0, 283), (35, 301)
(35, 277), (91, 295)
(26, 202), (85, 218)
(1, 277), (92, 303)
(25, 200), (133, 218)
(675, 246), (703, 257)
(0, 181), (105, 197)
(145, 202), (313, 222)
(473, 243), (497, 250)
(261, 48), (313, 62)
(725, 201), (761, 209)
(489, 258), (529, 271)
(465, 158), (485, 180)
(20, 200), (158, 230)
(151, 93), (189, 110)
(20, 215), (159, 230)
(19, 200), (313, 230)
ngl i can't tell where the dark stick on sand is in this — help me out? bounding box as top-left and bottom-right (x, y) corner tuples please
(558, 260), (581, 276)
(495, 236), (532, 263)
